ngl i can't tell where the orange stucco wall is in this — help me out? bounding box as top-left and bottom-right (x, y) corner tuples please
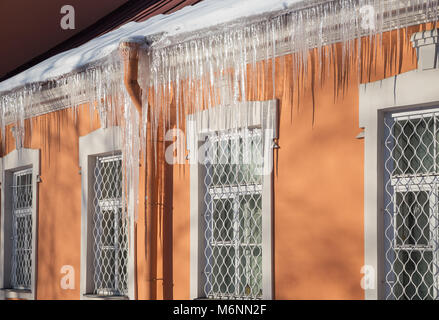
(0, 23), (433, 300)
(1, 107), (102, 299)
(170, 57), (368, 299)
(170, 24), (428, 300)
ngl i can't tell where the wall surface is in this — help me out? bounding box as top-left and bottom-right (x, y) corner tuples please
(1, 105), (102, 299)
(0, 23), (432, 300)
(169, 57), (368, 299)
(169, 24), (426, 300)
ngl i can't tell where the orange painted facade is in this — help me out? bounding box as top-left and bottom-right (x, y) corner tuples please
(0, 23), (434, 300)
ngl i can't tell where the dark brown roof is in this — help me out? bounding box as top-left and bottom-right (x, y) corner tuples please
(0, 0), (202, 83)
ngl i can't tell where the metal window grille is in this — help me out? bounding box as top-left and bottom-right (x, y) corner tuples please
(203, 128), (263, 299)
(384, 110), (439, 299)
(92, 154), (128, 296)
(11, 168), (33, 290)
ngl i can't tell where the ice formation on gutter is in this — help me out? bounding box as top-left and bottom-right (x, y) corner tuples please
(0, 0), (306, 94)
(0, 0), (438, 223)
(143, 0), (439, 163)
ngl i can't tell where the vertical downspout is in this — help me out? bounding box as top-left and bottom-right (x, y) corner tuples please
(119, 40), (156, 300)
(119, 41), (142, 114)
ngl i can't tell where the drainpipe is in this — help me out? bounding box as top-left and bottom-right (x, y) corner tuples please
(119, 41), (143, 114)
(119, 40), (156, 300)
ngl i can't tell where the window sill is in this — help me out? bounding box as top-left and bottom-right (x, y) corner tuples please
(0, 288), (33, 300)
(82, 294), (129, 300)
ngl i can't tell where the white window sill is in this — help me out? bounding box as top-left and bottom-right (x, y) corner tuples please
(1, 288), (33, 300)
(82, 294), (129, 300)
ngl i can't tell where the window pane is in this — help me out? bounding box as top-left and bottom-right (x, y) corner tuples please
(99, 210), (116, 247)
(14, 173), (32, 209)
(204, 129), (264, 300)
(393, 250), (433, 300)
(238, 246), (262, 298)
(99, 159), (122, 199)
(395, 191), (430, 246)
(212, 138), (231, 186)
(213, 198), (234, 242)
(95, 248), (116, 295)
(14, 215), (32, 288)
(248, 133), (263, 184)
(11, 169), (33, 290)
(211, 246), (235, 296)
(393, 117), (434, 175)
(210, 130), (263, 187)
(239, 194), (262, 244)
(93, 155), (127, 296)
(238, 194), (262, 298)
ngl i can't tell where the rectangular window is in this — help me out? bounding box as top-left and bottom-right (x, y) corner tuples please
(0, 149), (39, 299)
(384, 110), (439, 300)
(189, 100), (276, 301)
(203, 129), (263, 299)
(11, 168), (33, 290)
(92, 154), (128, 296)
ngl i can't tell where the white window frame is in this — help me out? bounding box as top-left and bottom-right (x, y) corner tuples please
(187, 100), (277, 300)
(0, 148), (40, 300)
(79, 126), (135, 300)
(359, 30), (439, 299)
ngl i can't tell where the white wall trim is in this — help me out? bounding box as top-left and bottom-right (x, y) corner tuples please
(0, 148), (40, 300)
(187, 100), (278, 300)
(78, 126), (135, 300)
(359, 31), (439, 299)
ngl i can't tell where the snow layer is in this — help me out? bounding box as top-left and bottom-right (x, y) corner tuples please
(0, 0), (302, 94)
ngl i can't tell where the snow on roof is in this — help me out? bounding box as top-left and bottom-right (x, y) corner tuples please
(0, 0), (303, 94)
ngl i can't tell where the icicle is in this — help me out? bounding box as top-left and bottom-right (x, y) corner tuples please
(0, 0), (437, 225)
(135, 0), (439, 166)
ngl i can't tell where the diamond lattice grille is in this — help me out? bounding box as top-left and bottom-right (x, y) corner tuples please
(11, 168), (33, 290)
(384, 110), (439, 300)
(92, 154), (128, 296)
(203, 128), (263, 299)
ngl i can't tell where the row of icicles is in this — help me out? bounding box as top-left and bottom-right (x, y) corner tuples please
(0, 0), (437, 223)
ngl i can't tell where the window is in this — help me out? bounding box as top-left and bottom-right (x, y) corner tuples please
(11, 169), (33, 290)
(204, 129), (263, 299)
(383, 110), (439, 300)
(359, 29), (439, 300)
(188, 100), (277, 300)
(79, 127), (134, 300)
(92, 154), (128, 296)
(0, 148), (39, 300)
